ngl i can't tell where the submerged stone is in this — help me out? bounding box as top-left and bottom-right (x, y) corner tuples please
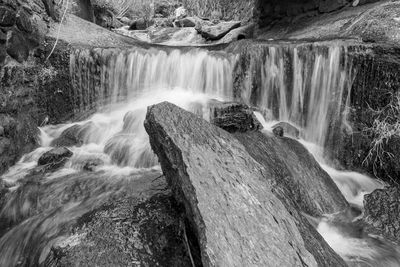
(145, 101), (319, 266)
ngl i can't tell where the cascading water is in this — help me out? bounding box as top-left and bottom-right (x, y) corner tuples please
(0, 42), (398, 266)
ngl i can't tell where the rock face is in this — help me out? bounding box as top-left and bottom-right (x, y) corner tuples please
(255, 0), (380, 28)
(0, 114), (38, 174)
(145, 102), (322, 266)
(233, 131), (348, 217)
(196, 21), (241, 40)
(208, 101), (262, 133)
(364, 187), (400, 242)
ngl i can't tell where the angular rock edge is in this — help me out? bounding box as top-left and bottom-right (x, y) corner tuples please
(144, 101), (321, 266)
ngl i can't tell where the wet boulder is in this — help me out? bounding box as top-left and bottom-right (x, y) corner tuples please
(272, 121), (300, 139)
(51, 122), (95, 147)
(196, 21), (241, 40)
(145, 102), (320, 266)
(364, 187), (400, 241)
(38, 147), (73, 169)
(208, 101), (263, 133)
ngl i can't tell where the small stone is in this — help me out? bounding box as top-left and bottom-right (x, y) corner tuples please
(0, 6), (16, 27)
(272, 122), (300, 139)
(83, 158), (104, 171)
(272, 126), (284, 137)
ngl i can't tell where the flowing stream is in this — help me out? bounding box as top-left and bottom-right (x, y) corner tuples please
(0, 42), (399, 266)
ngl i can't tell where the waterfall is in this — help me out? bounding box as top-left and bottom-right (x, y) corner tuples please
(70, 48), (237, 114)
(235, 42), (354, 148)
(2, 41), (396, 266)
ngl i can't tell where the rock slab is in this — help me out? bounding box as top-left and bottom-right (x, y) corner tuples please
(144, 101), (318, 267)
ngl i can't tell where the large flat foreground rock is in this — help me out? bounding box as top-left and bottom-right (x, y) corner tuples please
(144, 102), (318, 266)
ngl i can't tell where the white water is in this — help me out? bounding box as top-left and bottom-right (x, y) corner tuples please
(0, 44), (398, 266)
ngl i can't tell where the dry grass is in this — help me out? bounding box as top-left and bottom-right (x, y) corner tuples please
(363, 91), (400, 182)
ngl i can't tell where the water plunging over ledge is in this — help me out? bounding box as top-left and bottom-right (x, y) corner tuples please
(0, 42), (398, 266)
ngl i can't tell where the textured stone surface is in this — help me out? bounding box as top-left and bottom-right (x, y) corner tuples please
(145, 101), (318, 267)
(197, 21), (241, 40)
(0, 6), (16, 26)
(364, 187), (400, 242)
(38, 147), (73, 168)
(272, 122), (300, 139)
(234, 131), (348, 217)
(208, 101), (262, 133)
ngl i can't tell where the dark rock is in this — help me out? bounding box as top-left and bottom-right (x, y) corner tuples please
(6, 30), (30, 63)
(144, 102), (319, 266)
(129, 18), (147, 30)
(273, 126), (284, 137)
(233, 131), (349, 217)
(0, 44), (6, 65)
(364, 187), (400, 242)
(0, 6), (16, 27)
(0, 137), (11, 155)
(0, 30), (7, 44)
(272, 122), (300, 138)
(0, 114), (38, 174)
(38, 147), (73, 169)
(51, 122), (95, 147)
(16, 10), (33, 33)
(209, 101), (263, 133)
(83, 158), (104, 171)
(196, 20), (241, 40)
